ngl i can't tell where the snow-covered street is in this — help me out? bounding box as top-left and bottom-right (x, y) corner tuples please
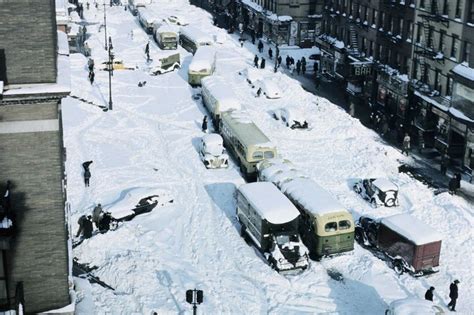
(65, 1), (473, 313)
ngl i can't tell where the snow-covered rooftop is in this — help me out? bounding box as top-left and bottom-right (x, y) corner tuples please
(188, 46), (215, 72)
(281, 178), (346, 216)
(238, 182), (299, 224)
(180, 25), (213, 45)
(452, 62), (474, 81)
(381, 214), (442, 245)
(201, 76), (241, 112)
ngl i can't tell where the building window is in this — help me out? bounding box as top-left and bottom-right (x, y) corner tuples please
(379, 12), (385, 29)
(463, 42), (471, 62)
(442, 0), (449, 15)
(427, 27), (434, 48)
(469, 1), (474, 23)
(438, 30), (445, 52)
(416, 23), (423, 43)
(455, 0), (462, 18)
(406, 21), (413, 41)
(0, 252), (8, 306)
(372, 9), (378, 26)
(420, 0), (425, 9)
(451, 36), (460, 59)
(447, 76), (454, 95)
(398, 18), (403, 36)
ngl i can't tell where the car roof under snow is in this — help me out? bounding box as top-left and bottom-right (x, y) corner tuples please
(202, 133), (223, 144)
(238, 182), (299, 224)
(372, 178), (398, 191)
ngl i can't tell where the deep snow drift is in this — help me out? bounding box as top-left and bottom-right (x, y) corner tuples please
(64, 1), (473, 313)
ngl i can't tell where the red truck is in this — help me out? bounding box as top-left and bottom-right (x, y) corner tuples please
(355, 213), (442, 276)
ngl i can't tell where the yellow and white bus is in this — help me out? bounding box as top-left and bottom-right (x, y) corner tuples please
(220, 110), (277, 181)
(179, 25), (213, 54)
(153, 24), (178, 50)
(188, 46), (216, 86)
(201, 75), (241, 126)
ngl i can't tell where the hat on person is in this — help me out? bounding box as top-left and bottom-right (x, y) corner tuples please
(430, 286), (435, 290)
(454, 280), (460, 284)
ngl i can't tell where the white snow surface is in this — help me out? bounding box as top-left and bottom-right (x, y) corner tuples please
(452, 62), (474, 81)
(188, 46), (215, 71)
(381, 214), (442, 246)
(201, 75), (242, 112)
(65, 1), (473, 314)
(373, 178), (398, 192)
(238, 182), (299, 224)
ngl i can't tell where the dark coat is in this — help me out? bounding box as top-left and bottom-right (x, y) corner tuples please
(83, 219), (93, 238)
(449, 177), (458, 192)
(202, 117), (208, 131)
(260, 58), (266, 69)
(84, 169), (91, 180)
(449, 283), (458, 299)
(254, 56), (259, 67)
(424, 289), (434, 301)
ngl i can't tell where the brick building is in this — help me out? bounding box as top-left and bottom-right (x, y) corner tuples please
(0, 0), (72, 313)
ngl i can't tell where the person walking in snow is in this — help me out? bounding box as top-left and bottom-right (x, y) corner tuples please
(88, 58), (95, 72)
(296, 60), (301, 75)
(92, 203), (103, 228)
(258, 40), (263, 53)
(260, 58), (266, 69)
(447, 280), (460, 311)
(254, 55), (259, 68)
(256, 87), (262, 97)
(302, 62), (306, 75)
(277, 55), (282, 67)
(275, 44), (280, 58)
(88, 70), (95, 84)
(286, 55), (290, 69)
(145, 41), (150, 61)
(240, 38), (244, 48)
(251, 29), (255, 44)
(448, 176), (458, 195)
(76, 215), (93, 239)
(82, 161), (93, 187)
(401, 133), (411, 156)
(202, 116), (208, 133)
(425, 287), (435, 301)
(268, 47), (273, 59)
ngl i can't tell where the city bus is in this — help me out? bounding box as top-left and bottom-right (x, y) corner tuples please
(220, 110), (277, 181)
(188, 46), (216, 86)
(153, 24), (178, 50)
(179, 25), (213, 54)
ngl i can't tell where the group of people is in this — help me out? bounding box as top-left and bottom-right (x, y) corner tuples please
(76, 203), (114, 239)
(285, 56), (307, 76)
(424, 280), (460, 312)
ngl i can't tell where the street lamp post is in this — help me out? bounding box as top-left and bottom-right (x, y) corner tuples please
(103, 2), (108, 50)
(108, 36), (114, 111)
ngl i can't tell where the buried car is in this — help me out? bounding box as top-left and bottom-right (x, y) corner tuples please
(254, 79), (282, 99)
(199, 133), (229, 169)
(271, 107), (309, 129)
(353, 178), (399, 207)
(238, 67), (263, 86)
(385, 298), (445, 315)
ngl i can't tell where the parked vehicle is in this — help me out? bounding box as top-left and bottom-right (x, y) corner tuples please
(179, 25), (213, 54)
(238, 67), (263, 86)
(220, 110), (277, 181)
(188, 46), (216, 86)
(201, 75), (241, 127)
(280, 178), (355, 260)
(127, 0), (146, 15)
(353, 178), (399, 207)
(237, 182), (309, 272)
(355, 213), (442, 276)
(258, 160), (297, 183)
(254, 79), (282, 99)
(271, 107), (309, 129)
(150, 52), (180, 75)
(167, 15), (188, 26)
(137, 7), (157, 34)
(153, 24), (178, 50)
(385, 298), (445, 315)
(199, 134), (229, 169)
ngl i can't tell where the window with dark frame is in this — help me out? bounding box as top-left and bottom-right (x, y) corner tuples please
(455, 0), (461, 18)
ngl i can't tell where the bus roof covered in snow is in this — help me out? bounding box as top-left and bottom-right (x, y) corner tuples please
(221, 110), (275, 148)
(201, 76), (241, 112)
(238, 182), (299, 224)
(381, 214), (442, 246)
(188, 46), (215, 72)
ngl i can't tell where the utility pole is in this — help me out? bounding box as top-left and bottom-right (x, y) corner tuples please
(186, 289), (203, 315)
(108, 36), (114, 111)
(103, 2), (108, 50)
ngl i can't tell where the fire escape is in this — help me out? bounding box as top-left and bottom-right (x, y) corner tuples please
(415, 0), (448, 87)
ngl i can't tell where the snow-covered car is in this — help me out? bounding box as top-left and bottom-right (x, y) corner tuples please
(254, 79), (283, 99)
(271, 107), (309, 129)
(238, 67), (263, 86)
(167, 15), (188, 26)
(199, 134), (229, 169)
(353, 178), (399, 207)
(385, 298), (445, 315)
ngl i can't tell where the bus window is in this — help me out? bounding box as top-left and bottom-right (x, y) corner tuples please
(339, 220), (351, 230)
(264, 151), (274, 159)
(325, 222), (337, 232)
(252, 151), (263, 159)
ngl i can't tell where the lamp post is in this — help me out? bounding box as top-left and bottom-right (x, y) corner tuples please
(108, 36), (114, 111)
(103, 2), (108, 50)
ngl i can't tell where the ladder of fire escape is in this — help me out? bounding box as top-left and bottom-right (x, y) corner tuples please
(349, 24), (358, 51)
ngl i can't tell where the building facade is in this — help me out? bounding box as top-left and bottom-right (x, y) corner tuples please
(0, 0), (71, 313)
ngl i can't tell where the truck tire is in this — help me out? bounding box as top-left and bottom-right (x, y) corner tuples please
(354, 227), (365, 245)
(353, 185), (362, 194)
(393, 259), (404, 275)
(385, 198), (396, 207)
(370, 198), (378, 208)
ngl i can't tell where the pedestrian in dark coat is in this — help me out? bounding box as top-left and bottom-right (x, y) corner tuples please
(258, 40), (263, 53)
(254, 55), (259, 68)
(455, 172), (462, 190)
(202, 116), (208, 133)
(302, 62), (306, 75)
(92, 203), (103, 228)
(82, 161), (93, 187)
(296, 60), (301, 75)
(449, 176), (458, 195)
(448, 280), (459, 311)
(76, 215), (93, 239)
(301, 56), (306, 66)
(277, 55), (282, 67)
(256, 87), (262, 97)
(88, 70), (95, 84)
(290, 57), (295, 65)
(425, 286), (435, 301)
(260, 58), (266, 69)
(275, 44), (279, 58)
(268, 47), (273, 59)
(286, 55), (290, 69)
(251, 30), (255, 44)
(87, 58), (95, 72)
